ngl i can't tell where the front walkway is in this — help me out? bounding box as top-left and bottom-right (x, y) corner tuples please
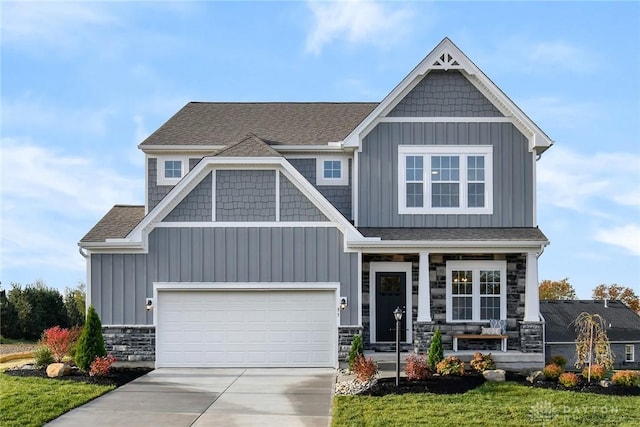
(46, 368), (335, 427)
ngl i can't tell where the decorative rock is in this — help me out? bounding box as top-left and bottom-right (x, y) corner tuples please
(47, 363), (72, 378)
(600, 380), (613, 388)
(483, 369), (506, 382)
(335, 378), (378, 395)
(20, 364), (36, 370)
(527, 370), (545, 384)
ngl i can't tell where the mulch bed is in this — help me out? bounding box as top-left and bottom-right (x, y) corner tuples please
(4, 366), (153, 388)
(361, 372), (640, 396)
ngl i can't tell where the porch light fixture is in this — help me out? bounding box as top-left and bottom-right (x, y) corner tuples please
(145, 298), (154, 311)
(339, 297), (348, 310)
(393, 306), (403, 387)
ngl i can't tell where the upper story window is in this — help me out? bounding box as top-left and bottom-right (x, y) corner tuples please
(156, 157), (188, 185)
(398, 146), (493, 214)
(446, 260), (506, 322)
(316, 157), (348, 186)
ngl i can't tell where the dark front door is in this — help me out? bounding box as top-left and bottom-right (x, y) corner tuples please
(375, 272), (406, 342)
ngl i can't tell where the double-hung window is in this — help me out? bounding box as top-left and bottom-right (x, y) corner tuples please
(625, 344), (635, 362)
(398, 146), (493, 214)
(446, 261), (506, 322)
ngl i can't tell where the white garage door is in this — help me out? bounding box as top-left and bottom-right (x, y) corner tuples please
(156, 289), (337, 368)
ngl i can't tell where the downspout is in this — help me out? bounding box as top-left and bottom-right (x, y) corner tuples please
(78, 246), (90, 314)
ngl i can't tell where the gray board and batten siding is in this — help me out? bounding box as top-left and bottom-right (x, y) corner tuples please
(90, 227), (358, 326)
(358, 121), (534, 228)
(287, 158), (352, 220)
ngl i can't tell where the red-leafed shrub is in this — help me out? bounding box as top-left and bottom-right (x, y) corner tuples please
(559, 372), (579, 388)
(405, 354), (431, 380)
(352, 355), (377, 382)
(470, 352), (496, 372)
(41, 326), (74, 362)
(89, 354), (117, 377)
(543, 363), (564, 381)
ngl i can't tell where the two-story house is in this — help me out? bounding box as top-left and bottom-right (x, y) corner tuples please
(80, 38), (552, 369)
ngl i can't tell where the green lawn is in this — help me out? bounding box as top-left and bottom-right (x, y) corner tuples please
(332, 382), (640, 427)
(0, 375), (114, 427)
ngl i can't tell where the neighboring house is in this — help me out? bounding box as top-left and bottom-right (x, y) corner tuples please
(79, 38), (552, 369)
(540, 300), (640, 370)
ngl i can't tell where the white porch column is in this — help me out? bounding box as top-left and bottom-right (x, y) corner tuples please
(417, 252), (432, 322)
(524, 251), (540, 322)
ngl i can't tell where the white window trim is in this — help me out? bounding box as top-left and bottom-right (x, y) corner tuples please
(398, 145), (493, 214)
(316, 157), (348, 186)
(445, 260), (506, 323)
(625, 344), (635, 362)
(369, 262), (413, 344)
(157, 156), (189, 186)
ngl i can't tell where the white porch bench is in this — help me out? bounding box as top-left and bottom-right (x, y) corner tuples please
(453, 334), (508, 352)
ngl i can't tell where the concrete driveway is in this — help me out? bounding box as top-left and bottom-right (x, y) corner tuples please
(46, 368), (335, 427)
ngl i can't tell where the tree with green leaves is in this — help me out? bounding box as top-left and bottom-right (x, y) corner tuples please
(539, 278), (577, 301)
(427, 329), (444, 370)
(75, 305), (106, 371)
(65, 283), (86, 327)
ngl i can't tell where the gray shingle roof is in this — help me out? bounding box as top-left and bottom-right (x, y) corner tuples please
(139, 102), (378, 146)
(540, 300), (640, 342)
(81, 205), (145, 243)
(357, 227), (548, 241)
(212, 134), (282, 158)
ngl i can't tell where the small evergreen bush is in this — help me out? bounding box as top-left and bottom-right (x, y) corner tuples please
(558, 372), (579, 388)
(352, 355), (377, 382)
(611, 370), (640, 387)
(74, 305), (106, 371)
(436, 356), (465, 376)
(470, 352), (495, 372)
(427, 329), (444, 370)
(348, 334), (364, 371)
(405, 354), (431, 380)
(542, 363), (564, 381)
(550, 354), (568, 369)
(581, 364), (606, 382)
(33, 346), (55, 368)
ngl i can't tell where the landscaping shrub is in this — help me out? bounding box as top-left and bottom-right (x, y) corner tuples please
(348, 334), (364, 371)
(550, 354), (568, 369)
(427, 329), (444, 370)
(89, 354), (117, 377)
(543, 363), (564, 381)
(405, 354), (431, 380)
(581, 364), (606, 382)
(75, 305), (106, 371)
(611, 370), (640, 387)
(558, 372), (579, 388)
(436, 356), (465, 376)
(352, 355), (377, 382)
(470, 352), (495, 372)
(41, 326), (75, 362)
(33, 346), (55, 368)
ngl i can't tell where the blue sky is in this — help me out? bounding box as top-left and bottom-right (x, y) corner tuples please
(1, 1), (639, 298)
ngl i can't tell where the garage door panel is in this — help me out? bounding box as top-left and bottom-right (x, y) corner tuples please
(157, 289), (336, 367)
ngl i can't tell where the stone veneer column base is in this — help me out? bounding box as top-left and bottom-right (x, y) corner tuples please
(102, 326), (155, 362)
(519, 321), (544, 353)
(338, 326), (363, 361)
(413, 322), (437, 353)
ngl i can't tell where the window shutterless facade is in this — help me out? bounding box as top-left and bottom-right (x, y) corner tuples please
(315, 157), (348, 186)
(398, 145), (493, 214)
(156, 156), (188, 185)
(625, 344), (635, 362)
(446, 260), (506, 322)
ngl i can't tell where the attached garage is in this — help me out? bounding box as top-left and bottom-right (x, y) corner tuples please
(155, 284), (338, 368)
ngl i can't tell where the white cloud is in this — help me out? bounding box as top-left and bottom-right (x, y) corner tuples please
(519, 96), (599, 130)
(0, 138), (143, 278)
(305, 0), (413, 55)
(594, 224), (640, 256)
(1, 1), (116, 50)
(538, 146), (640, 212)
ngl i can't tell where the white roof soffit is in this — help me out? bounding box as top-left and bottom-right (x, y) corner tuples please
(342, 37), (553, 153)
(123, 156), (368, 250)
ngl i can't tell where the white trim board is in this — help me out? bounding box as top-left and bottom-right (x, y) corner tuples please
(369, 262), (413, 344)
